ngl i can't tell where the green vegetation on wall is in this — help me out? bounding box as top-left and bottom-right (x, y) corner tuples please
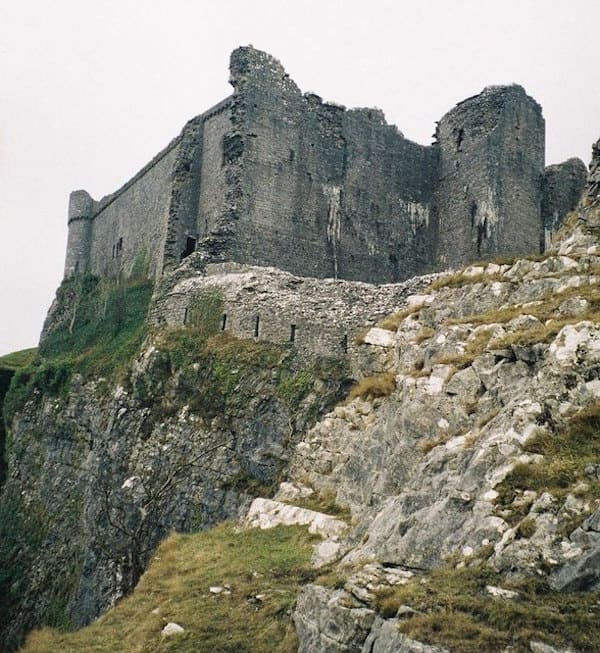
(3, 274), (153, 423)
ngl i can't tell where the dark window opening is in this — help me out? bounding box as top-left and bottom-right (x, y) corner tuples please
(181, 236), (197, 261)
(477, 219), (487, 257)
(470, 203), (478, 228)
(183, 307), (188, 325)
(115, 237), (123, 257)
(112, 245), (116, 259)
(74, 260), (80, 274)
(456, 128), (464, 152)
(289, 149), (295, 162)
(221, 314), (227, 331)
(290, 324), (296, 343)
(254, 315), (260, 338)
(342, 333), (348, 353)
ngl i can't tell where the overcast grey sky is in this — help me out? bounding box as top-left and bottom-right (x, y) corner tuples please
(1, 0), (599, 355)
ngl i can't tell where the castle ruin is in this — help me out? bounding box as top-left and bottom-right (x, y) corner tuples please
(63, 46), (587, 284)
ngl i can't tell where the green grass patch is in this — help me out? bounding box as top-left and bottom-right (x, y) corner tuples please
(153, 327), (350, 424)
(373, 563), (600, 653)
(496, 402), (600, 511)
(21, 523), (317, 653)
(0, 348), (38, 371)
(3, 359), (74, 424)
(153, 330), (288, 419)
(186, 289), (224, 340)
(277, 371), (315, 411)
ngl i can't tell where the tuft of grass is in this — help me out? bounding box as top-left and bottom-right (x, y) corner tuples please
(515, 517), (537, 539)
(427, 270), (505, 291)
(419, 433), (452, 454)
(497, 402), (600, 514)
(433, 329), (495, 371)
(377, 305), (421, 331)
(348, 372), (396, 400)
(287, 489), (351, 521)
(372, 563), (600, 653)
(462, 398), (479, 416)
(20, 523), (317, 653)
(415, 327), (435, 344)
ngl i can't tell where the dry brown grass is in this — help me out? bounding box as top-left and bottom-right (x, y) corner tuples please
(377, 305), (421, 331)
(419, 433), (452, 454)
(427, 270), (505, 291)
(348, 372), (396, 400)
(434, 329), (495, 370)
(414, 327), (436, 344)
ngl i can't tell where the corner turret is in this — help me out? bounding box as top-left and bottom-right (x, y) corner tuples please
(64, 189), (94, 277)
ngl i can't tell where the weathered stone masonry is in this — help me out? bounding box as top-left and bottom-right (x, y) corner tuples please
(63, 46), (587, 284)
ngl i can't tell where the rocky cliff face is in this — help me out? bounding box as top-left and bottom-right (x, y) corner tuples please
(2, 143), (599, 651)
(0, 327), (352, 650)
(0, 261), (431, 650)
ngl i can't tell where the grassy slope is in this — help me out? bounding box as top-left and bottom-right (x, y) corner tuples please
(0, 349), (38, 371)
(373, 563), (600, 653)
(21, 524), (317, 653)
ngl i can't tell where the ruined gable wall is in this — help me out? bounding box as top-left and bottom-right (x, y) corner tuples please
(340, 109), (438, 280)
(194, 100), (237, 256)
(542, 158), (587, 248)
(163, 97), (234, 270)
(434, 86), (545, 269)
(222, 47), (437, 283)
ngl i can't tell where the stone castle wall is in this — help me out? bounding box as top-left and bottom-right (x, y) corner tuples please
(150, 263), (433, 375)
(63, 46), (587, 286)
(220, 48), (438, 283)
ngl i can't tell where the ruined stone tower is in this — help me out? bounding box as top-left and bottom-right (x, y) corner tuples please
(63, 46), (586, 284)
